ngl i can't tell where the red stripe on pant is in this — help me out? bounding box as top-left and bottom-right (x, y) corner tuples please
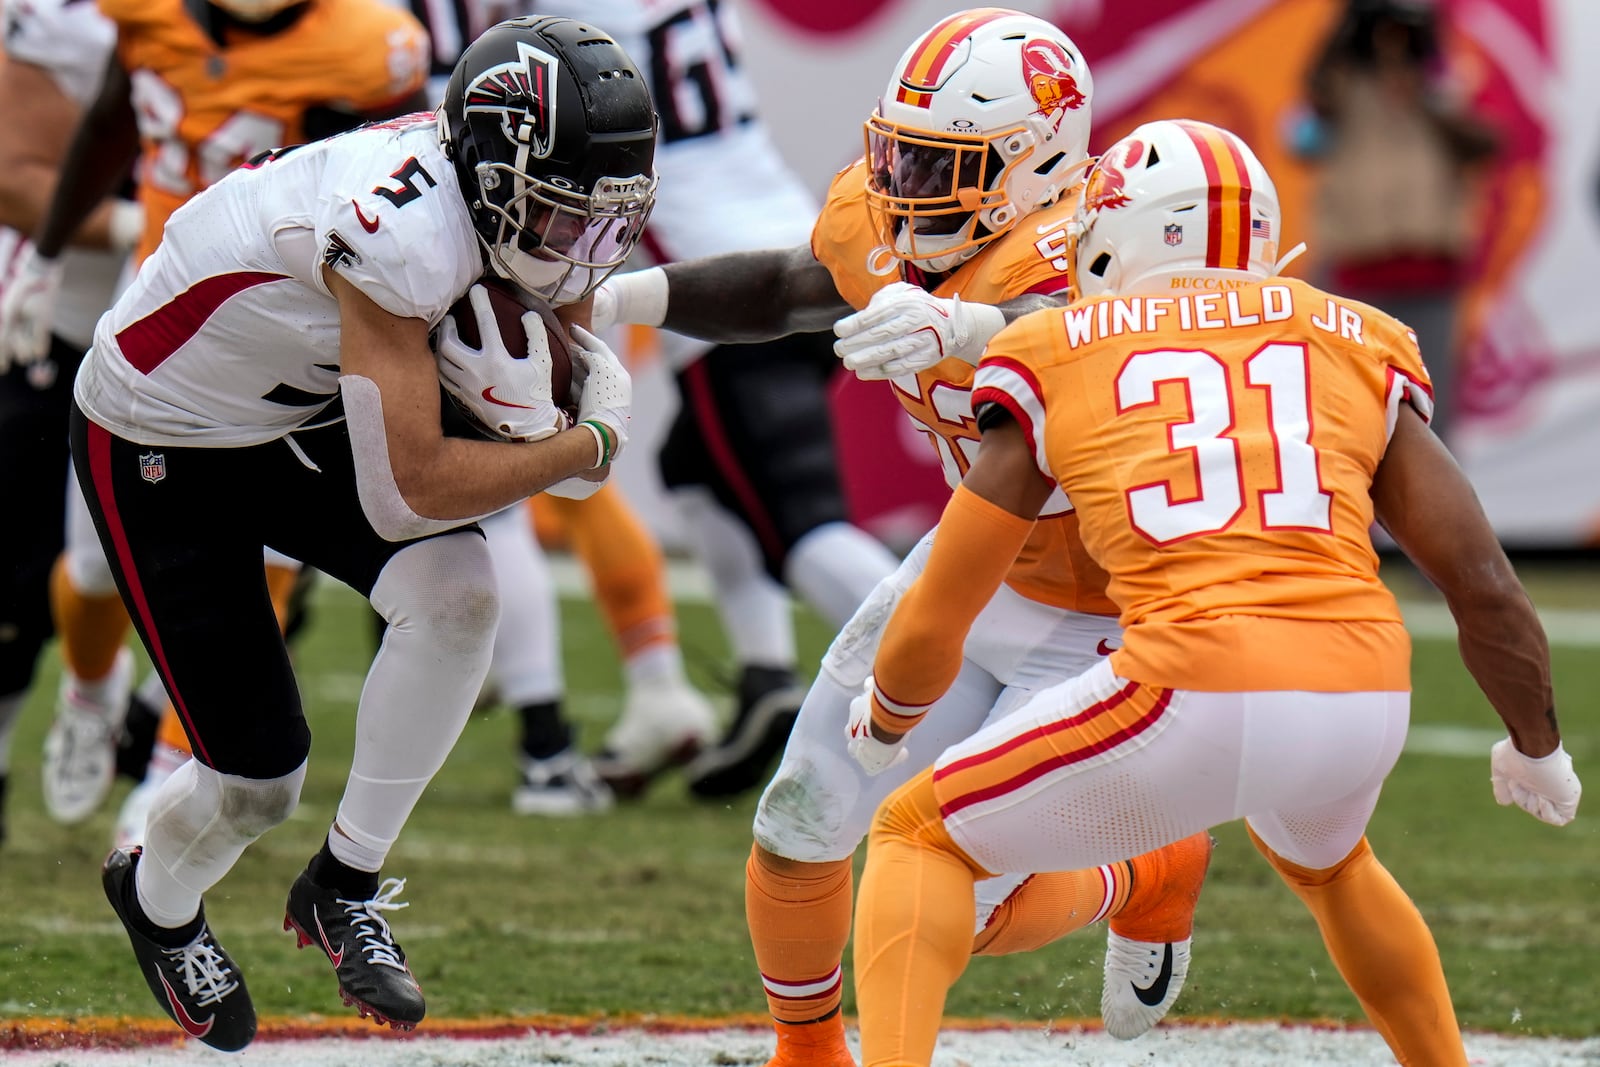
(84, 420), (212, 765)
(679, 358), (787, 563)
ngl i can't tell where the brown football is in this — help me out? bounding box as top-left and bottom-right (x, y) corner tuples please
(444, 278), (575, 411)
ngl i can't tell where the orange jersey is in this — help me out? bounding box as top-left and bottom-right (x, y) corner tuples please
(974, 277), (1434, 692)
(101, 0), (428, 261)
(811, 159), (1115, 616)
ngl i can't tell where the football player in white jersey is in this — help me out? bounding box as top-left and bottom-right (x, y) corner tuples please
(526, 0), (903, 799)
(67, 17), (648, 1050)
(0, 0), (141, 843)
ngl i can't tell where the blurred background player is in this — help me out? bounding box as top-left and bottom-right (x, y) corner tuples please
(849, 118), (1579, 1067)
(553, 0), (901, 799)
(0, 0), (139, 844)
(596, 12), (1212, 1064)
(1296, 0), (1500, 444)
(0, 0), (432, 838)
(400, 0), (719, 813)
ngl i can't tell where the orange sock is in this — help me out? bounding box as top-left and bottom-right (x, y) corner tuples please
(1249, 828), (1465, 1067)
(264, 562), (299, 631)
(50, 554), (131, 681)
(746, 845), (853, 1024)
(971, 864), (1134, 957)
(155, 701), (192, 758)
(855, 769), (988, 1067)
(542, 484), (676, 658)
(1109, 831), (1214, 943)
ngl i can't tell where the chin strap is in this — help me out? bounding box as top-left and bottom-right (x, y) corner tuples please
(1272, 241), (1309, 277)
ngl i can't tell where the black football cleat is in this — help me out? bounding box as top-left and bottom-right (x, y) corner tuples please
(284, 870), (426, 1030)
(102, 846), (256, 1051)
(685, 665), (807, 799)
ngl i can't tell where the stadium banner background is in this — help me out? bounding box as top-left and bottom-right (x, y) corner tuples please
(611, 0), (1597, 551)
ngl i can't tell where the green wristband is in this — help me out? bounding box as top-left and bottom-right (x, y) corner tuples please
(581, 419), (614, 467)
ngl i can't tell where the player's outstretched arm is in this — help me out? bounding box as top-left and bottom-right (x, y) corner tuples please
(1373, 405), (1580, 824)
(29, 51), (140, 260)
(857, 414), (1048, 762)
(332, 272), (606, 539)
(594, 244), (852, 343)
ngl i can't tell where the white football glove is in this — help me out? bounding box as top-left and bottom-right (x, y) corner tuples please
(568, 324), (632, 467)
(832, 281), (1007, 381)
(845, 677), (911, 777)
(1491, 738), (1581, 826)
(435, 284), (568, 442)
(0, 249), (65, 372)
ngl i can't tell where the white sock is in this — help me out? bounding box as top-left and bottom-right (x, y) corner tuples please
(784, 522), (900, 629)
(336, 533), (497, 871)
(625, 642), (686, 687)
(481, 506), (563, 706)
(674, 488), (795, 668)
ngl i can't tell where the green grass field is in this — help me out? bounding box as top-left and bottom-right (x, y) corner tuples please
(2, 559), (1596, 1038)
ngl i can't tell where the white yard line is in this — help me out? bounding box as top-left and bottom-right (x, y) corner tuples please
(6, 1024), (1597, 1067)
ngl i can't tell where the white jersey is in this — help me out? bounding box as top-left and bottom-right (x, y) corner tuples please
(3, 0), (124, 349)
(75, 113), (481, 446)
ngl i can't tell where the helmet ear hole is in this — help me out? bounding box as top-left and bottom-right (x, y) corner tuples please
(1089, 252), (1111, 278)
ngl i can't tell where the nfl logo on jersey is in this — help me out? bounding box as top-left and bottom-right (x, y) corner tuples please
(1163, 223), (1184, 246)
(138, 452), (167, 484)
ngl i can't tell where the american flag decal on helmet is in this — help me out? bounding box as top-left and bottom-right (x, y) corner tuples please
(464, 42), (559, 159)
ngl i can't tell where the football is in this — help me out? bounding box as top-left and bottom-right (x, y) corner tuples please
(446, 277), (575, 408)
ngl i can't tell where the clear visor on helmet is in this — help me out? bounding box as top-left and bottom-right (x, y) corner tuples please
(863, 112), (1011, 264)
(477, 163), (656, 305)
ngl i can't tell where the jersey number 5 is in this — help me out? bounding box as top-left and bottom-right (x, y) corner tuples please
(1116, 343), (1332, 545)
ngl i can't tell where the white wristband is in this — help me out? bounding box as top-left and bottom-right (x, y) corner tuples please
(607, 266), (669, 328)
(956, 300), (1010, 366)
(107, 199), (145, 255)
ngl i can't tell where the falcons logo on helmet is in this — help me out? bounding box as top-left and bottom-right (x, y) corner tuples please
(464, 42), (559, 159)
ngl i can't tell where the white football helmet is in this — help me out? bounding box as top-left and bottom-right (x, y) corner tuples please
(865, 8), (1093, 273)
(1073, 119), (1282, 298)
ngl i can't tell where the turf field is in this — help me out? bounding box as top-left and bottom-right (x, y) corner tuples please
(2, 557), (1596, 1047)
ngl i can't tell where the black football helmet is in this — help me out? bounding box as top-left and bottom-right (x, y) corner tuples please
(440, 17), (658, 305)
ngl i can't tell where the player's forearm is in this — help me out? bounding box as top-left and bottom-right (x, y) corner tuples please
(396, 428), (601, 519)
(1449, 578), (1560, 757)
(657, 249), (850, 342)
(869, 485), (1035, 737)
(33, 58), (139, 259)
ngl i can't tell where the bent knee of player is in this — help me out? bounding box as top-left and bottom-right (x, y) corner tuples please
(374, 533), (500, 658)
(753, 757), (861, 863)
(217, 758), (307, 831)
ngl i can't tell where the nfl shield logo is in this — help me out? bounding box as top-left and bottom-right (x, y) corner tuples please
(1163, 223), (1184, 246)
(138, 451), (166, 484)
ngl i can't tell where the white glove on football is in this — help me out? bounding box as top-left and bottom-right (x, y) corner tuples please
(1491, 738), (1581, 826)
(845, 677), (911, 777)
(0, 249), (65, 372)
(832, 281), (1007, 381)
(436, 284), (568, 442)
(569, 324), (632, 467)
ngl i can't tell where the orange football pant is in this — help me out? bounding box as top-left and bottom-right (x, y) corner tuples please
(531, 483), (675, 658)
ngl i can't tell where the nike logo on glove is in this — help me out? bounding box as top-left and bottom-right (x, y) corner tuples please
(1096, 638), (1121, 656)
(314, 907), (345, 969)
(158, 970), (216, 1038)
(1133, 942), (1175, 1006)
(480, 386), (539, 410)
